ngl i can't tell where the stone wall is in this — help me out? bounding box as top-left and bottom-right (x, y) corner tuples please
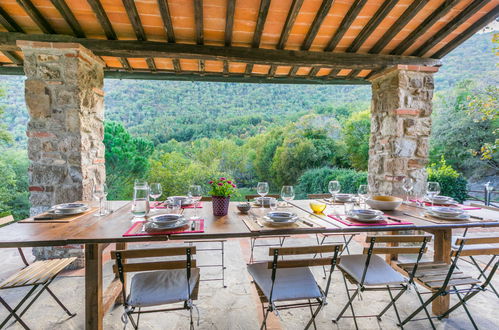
(368, 65), (437, 197)
(19, 41), (105, 267)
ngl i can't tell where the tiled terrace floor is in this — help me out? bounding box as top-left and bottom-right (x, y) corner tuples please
(1, 230), (498, 329)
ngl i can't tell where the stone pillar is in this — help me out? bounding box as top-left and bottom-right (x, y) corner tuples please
(368, 65), (438, 197)
(19, 41), (105, 267)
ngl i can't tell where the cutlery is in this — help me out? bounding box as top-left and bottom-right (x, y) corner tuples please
(470, 215), (484, 220)
(190, 221), (196, 230)
(299, 218), (314, 227)
(34, 216), (58, 220)
(249, 212), (264, 228)
(403, 212), (428, 221)
(385, 216), (403, 223)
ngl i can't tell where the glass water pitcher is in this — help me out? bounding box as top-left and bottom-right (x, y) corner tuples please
(132, 181), (150, 222)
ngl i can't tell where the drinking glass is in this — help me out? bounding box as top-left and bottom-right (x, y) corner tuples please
(256, 182), (269, 209)
(426, 182), (441, 207)
(357, 184), (369, 209)
(269, 197), (277, 211)
(328, 180), (341, 204)
(402, 177), (414, 204)
(131, 182), (149, 222)
(92, 183), (108, 217)
(188, 185), (203, 220)
(149, 183), (162, 211)
(281, 185), (295, 205)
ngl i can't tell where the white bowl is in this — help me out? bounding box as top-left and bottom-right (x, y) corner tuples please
(348, 209), (383, 220)
(366, 196), (403, 211)
(335, 194), (353, 202)
(428, 206), (463, 217)
(267, 211), (296, 222)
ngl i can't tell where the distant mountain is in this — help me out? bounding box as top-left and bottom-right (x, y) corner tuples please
(1, 32), (497, 147)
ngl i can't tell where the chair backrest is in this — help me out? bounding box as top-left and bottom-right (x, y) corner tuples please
(200, 196), (212, 201)
(470, 203), (499, 211)
(307, 194), (331, 199)
(266, 244), (343, 301)
(0, 215), (14, 226)
(245, 194), (280, 201)
(452, 236), (499, 257)
(361, 235), (432, 285)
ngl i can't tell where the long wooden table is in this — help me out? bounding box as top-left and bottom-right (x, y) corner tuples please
(0, 200), (498, 329)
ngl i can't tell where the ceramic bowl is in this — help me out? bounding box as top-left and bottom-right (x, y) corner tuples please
(237, 203), (251, 213)
(348, 209), (383, 220)
(366, 196), (403, 211)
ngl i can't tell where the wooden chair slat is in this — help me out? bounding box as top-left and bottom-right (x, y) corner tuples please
(455, 236), (499, 245)
(365, 235), (432, 243)
(111, 247), (197, 259)
(112, 260), (197, 274)
(0, 215), (14, 226)
(268, 244), (342, 256)
(363, 247), (427, 255)
(245, 194), (280, 201)
(4, 260), (52, 287)
(398, 262), (449, 269)
(307, 194), (331, 199)
(266, 257), (337, 269)
(26, 258), (76, 286)
(452, 248), (499, 257)
(470, 203), (498, 211)
(1, 258), (76, 288)
(200, 196), (212, 201)
(424, 277), (480, 289)
(419, 273), (469, 282)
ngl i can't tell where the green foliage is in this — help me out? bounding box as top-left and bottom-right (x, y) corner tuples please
(208, 177), (237, 197)
(0, 149), (29, 220)
(296, 167), (367, 199)
(342, 110), (371, 170)
(104, 121), (154, 199)
(427, 156), (468, 203)
(0, 87), (12, 145)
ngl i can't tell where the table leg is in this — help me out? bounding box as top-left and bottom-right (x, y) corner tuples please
(85, 243), (103, 330)
(431, 229), (452, 315)
(115, 242), (127, 304)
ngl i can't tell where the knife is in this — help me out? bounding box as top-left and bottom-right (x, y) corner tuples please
(300, 219), (315, 227)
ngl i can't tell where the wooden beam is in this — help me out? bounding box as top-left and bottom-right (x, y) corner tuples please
(267, 64), (277, 78)
(433, 5), (499, 58)
(173, 58), (181, 73)
(224, 0), (235, 46)
(223, 59), (229, 77)
(391, 0), (459, 55)
(288, 66), (299, 77)
(50, 0), (85, 38)
(327, 68), (340, 79)
(0, 32), (442, 69)
(157, 0), (175, 43)
(194, 0), (203, 45)
(324, 0), (366, 51)
(277, 0), (304, 50)
(346, 0), (398, 53)
(198, 59), (205, 75)
(245, 63), (253, 76)
(369, 0), (429, 54)
(301, 0), (334, 51)
(345, 69), (360, 79)
(252, 0), (271, 48)
(16, 0), (56, 34)
(87, 0), (131, 71)
(2, 51), (22, 65)
(307, 66), (320, 78)
(0, 7), (25, 33)
(412, 0), (491, 57)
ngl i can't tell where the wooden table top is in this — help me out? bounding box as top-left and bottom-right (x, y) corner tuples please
(0, 200), (498, 248)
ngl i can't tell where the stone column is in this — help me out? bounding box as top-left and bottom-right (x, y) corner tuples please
(368, 65), (438, 197)
(19, 41), (105, 266)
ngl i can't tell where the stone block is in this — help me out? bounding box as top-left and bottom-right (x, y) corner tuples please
(394, 138), (417, 157)
(416, 138), (429, 158)
(25, 80), (50, 119)
(37, 64), (61, 80)
(408, 158), (425, 169)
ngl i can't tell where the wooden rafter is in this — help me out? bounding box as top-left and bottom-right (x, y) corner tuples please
(433, 5), (499, 58)
(87, 0), (131, 71)
(0, 32), (441, 69)
(391, 0), (459, 55)
(173, 58), (181, 73)
(198, 59), (205, 75)
(16, 0), (55, 34)
(223, 60), (228, 77)
(252, 0), (271, 48)
(194, 0), (203, 45)
(50, 0), (85, 38)
(277, 0), (304, 50)
(121, 0), (156, 71)
(412, 0), (491, 57)
(2, 50), (22, 65)
(308, 66), (320, 78)
(301, 0), (334, 51)
(346, 0), (398, 53)
(327, 68), (340, 79)
(288, 66), (299, 77)
(0, 7), (25, 33)
(245, 63), (253, 76)
(224, 0), (235, 47)
(369, 0), (429, 54)
(157, 0), (175, 43)
(346, 69), (360, 79)
(267, 64), (277, 78)
(324, 0), (366, 52)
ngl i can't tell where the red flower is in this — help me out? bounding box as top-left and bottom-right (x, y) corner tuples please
(220, 177), (226, 181)
(218, 182), (223, 186)
(209, 181), (213, 184)
(232, 184), (236, 188)
(227, 180), (232, 184)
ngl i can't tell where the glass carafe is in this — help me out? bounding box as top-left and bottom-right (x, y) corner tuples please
(132, 182), (150, 222)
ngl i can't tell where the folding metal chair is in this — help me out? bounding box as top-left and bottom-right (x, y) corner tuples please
(111, 246), (200, 329)
(398, 236), (499, 330)
(247, 243), (342, 330)
(0, 215), (76, 330)
(334, 234), (431, 329)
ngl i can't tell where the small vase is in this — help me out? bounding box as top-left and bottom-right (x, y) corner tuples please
(212, 196), (230, 216)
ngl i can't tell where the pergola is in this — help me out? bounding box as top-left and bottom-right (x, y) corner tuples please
(0, 0), (497, 213)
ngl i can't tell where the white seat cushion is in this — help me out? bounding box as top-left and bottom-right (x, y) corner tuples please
(338, 255), (406, 286)
(127, 268), (200, 307)
(247, 262), (322, 302)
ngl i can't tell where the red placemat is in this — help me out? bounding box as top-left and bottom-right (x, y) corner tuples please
(327, 214), (413, 227)
(409, 200), (480, 210)
(152, 202), (203, 209)
(123, 219), (205, 236)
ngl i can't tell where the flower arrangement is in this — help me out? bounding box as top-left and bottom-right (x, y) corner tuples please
(208, 177), (237, 197)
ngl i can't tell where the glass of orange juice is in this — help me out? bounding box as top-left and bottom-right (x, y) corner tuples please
(309, 201), (327, 214)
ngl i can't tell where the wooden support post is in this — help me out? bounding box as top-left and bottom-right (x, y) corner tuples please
(430, 228), (451, 315)
(85, 243), (103, 330)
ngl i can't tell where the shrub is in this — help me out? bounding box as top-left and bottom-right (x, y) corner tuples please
(427, 156), (468, 203)
(296, 167), (367, 198)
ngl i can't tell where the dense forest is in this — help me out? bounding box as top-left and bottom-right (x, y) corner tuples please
(0, 32), (497, 219)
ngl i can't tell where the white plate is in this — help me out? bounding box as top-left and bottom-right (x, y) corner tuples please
(49, 206), (89, 215)
(347, 214), (386, 223)
(428, 206), (463, 217)
(424, 197), (457, 205)
(267, 211), (296, 222)
(167, 196), (194, 206)
(148, 214), (185, 224)
(263, 216), (298, 226)
(426, 211), (470, 221)
(348, 209), (383, 220)
(145, 219), (188, 231)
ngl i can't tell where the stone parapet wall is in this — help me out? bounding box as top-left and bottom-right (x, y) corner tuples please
(368, 66), (436, 197)
(19, 41), (105, 267)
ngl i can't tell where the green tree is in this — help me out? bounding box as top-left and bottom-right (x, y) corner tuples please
(0, 149), (29, 220)
(0, 87), (12, 145)
(342, 110), (371, 170)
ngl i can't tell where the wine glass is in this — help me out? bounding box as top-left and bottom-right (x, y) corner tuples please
(402, 178), (414, 204)
(188, 185), (203, 220)
(92, 183), (108, 216)
(328, 180), (341, 204)
(357, 184), (369, 209)
(281, 186), (295, 205)
(256, 182), (269, 209)
(426, 182), (441, 207)
(149, 183), (162, 211)
(269, 197), (278, 211)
